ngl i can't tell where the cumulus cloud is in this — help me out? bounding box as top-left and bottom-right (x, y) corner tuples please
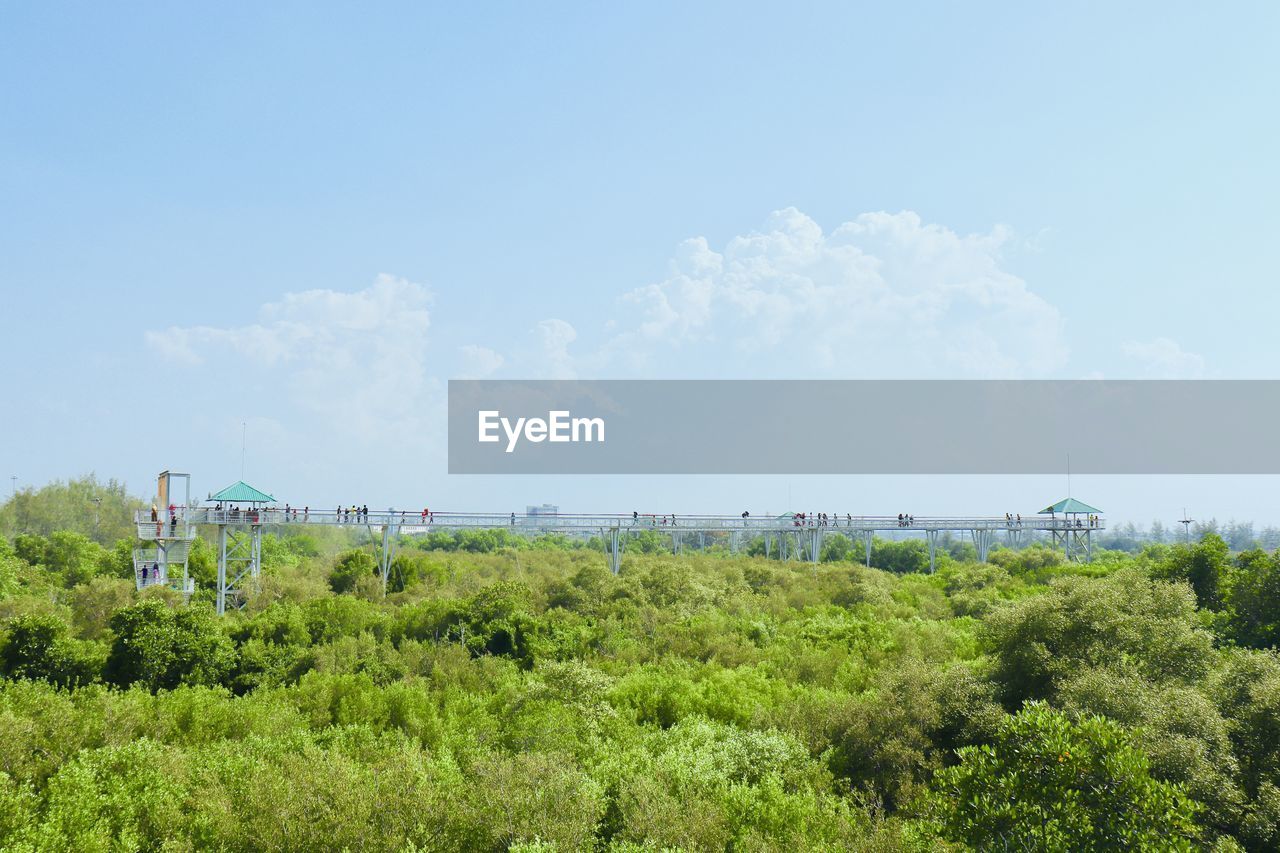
(534, 319), (579, 379)
(457, 344), (505, 379)
(1121, 337), (1206, 378)
(145, 275), (434, 436)
(529, 208), (1069, 378)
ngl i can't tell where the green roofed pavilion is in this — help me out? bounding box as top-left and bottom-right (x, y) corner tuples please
(208, 481), (276, 504)
(1039, 497), (1102, 515)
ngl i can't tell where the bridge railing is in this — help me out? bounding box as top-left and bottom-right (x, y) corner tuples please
(136, 508), (1103, 533)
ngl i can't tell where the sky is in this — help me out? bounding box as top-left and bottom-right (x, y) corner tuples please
(2, 2), (1279, 524)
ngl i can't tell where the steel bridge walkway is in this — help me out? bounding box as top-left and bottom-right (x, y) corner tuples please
(136, 508), (1104, 610)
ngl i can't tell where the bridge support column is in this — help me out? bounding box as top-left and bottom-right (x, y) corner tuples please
(927, 529), (939, 573)
(371, 522), (400, 595)
(862, 531), (873, 567)
(609, 528), (622, 574)
(157, 540), (169, 587)
(970, 529), (993, 563)
(216, 526), (226, 616)
(1054, 527), (1076, 562)
(216, 523), (261, 616)
(809, 528), (822, 564)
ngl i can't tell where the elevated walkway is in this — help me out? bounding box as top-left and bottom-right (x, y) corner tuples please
(135, 507), (1104, 578)
(140, 507), (1101, 534)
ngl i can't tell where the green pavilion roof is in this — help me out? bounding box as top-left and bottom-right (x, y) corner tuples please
(1039, 497), (1102, 515)
(208, 481), (276, 503)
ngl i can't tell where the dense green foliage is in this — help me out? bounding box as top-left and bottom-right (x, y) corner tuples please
(0, 476), (141, 546)
(2, 484), (1280, 849)
(925, 703), (1202, 850)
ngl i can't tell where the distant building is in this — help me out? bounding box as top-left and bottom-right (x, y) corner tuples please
(526, 504), (559, 516)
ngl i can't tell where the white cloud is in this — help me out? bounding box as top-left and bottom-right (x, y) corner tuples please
(535, 318), (579, 379)
(1121, 337), (1206, 379)
(535, 208), (1068, 378)
(457, 344), (505, 379)
(141, 210), (1079, 493)
(145, 275), (434, 437)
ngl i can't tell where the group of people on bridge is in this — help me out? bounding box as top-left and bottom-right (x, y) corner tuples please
(627, 512), (681, 526)
(280, 505), (307, 522)
(338, 505), (369, 523)
(795, 512), (853, 527)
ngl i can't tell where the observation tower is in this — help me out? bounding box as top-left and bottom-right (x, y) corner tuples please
(132, 470), (196, 597)
(206, 480), (275, 615)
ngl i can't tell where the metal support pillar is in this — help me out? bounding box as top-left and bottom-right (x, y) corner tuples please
(216, 523), (262, 616)
(1050, 526), (1093, 563)
(809, 527), (822, 564)
(926, 529), (940, 573)
(216, 526), (226, 615)
(253, 525), (262, 585)
(970, 529), (993, 563)
(862, 531), (873, 567)
(370, 521), (400, 595)
(157, 540), (169, 587)
(608, 528), (622, 574)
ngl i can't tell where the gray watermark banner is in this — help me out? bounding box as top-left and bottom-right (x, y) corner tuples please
(448, 380), (1280, 474)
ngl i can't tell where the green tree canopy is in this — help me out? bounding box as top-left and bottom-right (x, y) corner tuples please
(0, 613), (103, 688)
(103, 600), (235, 691)
(1151, 532), (1232, 611)
(924, 702), (1202, 851)
(329, 549), (378, 594)
(0, 475), (142, 545)
(982, 568), (1215, 706)
(1225, 549), (1280, 649)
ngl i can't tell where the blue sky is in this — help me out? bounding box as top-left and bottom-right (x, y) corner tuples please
(3, 2), (1279, 523)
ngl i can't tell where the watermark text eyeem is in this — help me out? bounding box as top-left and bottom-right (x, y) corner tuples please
(477, 410), (605, 453)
